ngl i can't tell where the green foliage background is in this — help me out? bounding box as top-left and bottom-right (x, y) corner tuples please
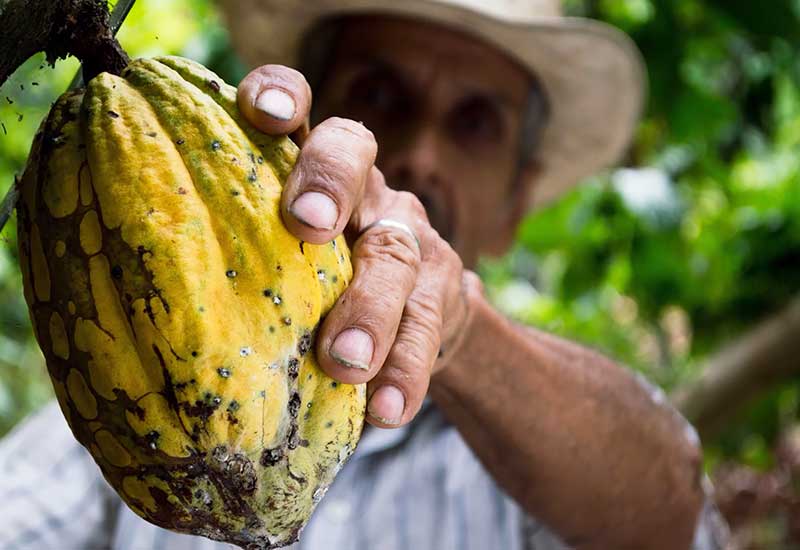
(0, 0), (798, 475)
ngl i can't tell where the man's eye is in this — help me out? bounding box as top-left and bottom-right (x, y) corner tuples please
(450, 97), (504, 145)
(346, 72), (403, 113)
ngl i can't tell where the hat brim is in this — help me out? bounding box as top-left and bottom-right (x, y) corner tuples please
(219, 0), (646, 209)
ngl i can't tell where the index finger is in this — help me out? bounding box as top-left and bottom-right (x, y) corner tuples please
(237, 64), (312, 135)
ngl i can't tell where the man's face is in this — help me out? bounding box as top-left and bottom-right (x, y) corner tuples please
(312, 16), (536, 268)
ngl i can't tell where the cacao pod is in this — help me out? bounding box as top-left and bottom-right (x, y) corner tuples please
(16, 56), (365, 549)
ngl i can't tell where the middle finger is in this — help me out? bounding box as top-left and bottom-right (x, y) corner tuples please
(281, 117), (377, 244)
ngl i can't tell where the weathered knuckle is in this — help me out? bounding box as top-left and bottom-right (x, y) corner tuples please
(393, 324), (440, 371)
(428, 230), (461, 269)
(411, 280), (446, 319)
(358, 228), (421, 271)
(351, 277), (407, 313)
(322, 117), (377, 149)
(301, 153), (359, 195)
(397, 191), (427, 220)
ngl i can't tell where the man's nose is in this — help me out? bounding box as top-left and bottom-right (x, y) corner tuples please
(380, 125), (442, 192)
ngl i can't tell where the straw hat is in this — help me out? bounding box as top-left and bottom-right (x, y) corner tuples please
(218, 0), (646, 208)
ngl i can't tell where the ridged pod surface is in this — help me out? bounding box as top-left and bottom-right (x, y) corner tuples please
(16, 56), (365, 549)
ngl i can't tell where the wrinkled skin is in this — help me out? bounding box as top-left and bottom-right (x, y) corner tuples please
(237, 15), (709, 550)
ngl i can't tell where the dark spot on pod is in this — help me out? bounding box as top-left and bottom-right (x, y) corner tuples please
(177, 187), (187, 195)
(331, 381), (338, 388)
(307, 401), (313, 408)
(208, 80), (220, 92)
(110, 265), (123, 280)
(304, 411), (311, 421)
(287, 425), (300, 450)
(5, 97), (12, 104)
(325, 421), (334, 428)
(259, 390), (266, 397)
(199, 306), (205, 312)
(174, 381), (187, 391)
(146, 131), (157, 137)
(298, 332), (312, 356)
(317, 269), (326, 281)
(31, 82), (39, 86)
(247, 168), (257, 182)
(307, 374), (313, 381)
(191, 351), (198, 357)
(299, 241), (305, 254)
(263, 289), (273, 297)
(260, 447), (284, 467)
(299, 439), (310, 448)
(184, 392), (222, 420)
(146, 430), (160, 450)
(176, 138), (185, 145)
(217, 367), (231, 378)
(17, 113), (23, 122)
(332, 275), (339, 283)
(212, 448), (257, 493)
(226, 269), (237, 278)
(194, 489), (213, 509)
(248, 152), (256, 164)
(107, 110), (119, 118)
(287, 358), (299, 379)
(211, 140), (221, 151)
(276, 264), (282, 271)
(257, 156), (264, 164)
(283, 316), (292, 326)
(227, 400), (240, 412)
(288, 392), (301, 418)
(268, 326), (275, 333)
(231, 189), (240, 196)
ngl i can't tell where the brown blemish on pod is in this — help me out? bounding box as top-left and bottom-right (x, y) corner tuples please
(49, 311), (70, 360)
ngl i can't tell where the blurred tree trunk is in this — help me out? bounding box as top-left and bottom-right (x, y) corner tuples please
(672, 295), (800, 440)
(0, 0), (126, 87)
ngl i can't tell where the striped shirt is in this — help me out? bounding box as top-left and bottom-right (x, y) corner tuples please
(1, 400), (726, 550)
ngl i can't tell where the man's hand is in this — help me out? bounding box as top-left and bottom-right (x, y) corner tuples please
(238, 65), (472, 428)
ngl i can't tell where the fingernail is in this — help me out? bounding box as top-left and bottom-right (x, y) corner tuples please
(254, 88), (296, 121)
(290, 192), (338, 230)
(330, 328), (373, 370)
(368, 386), (405, 426)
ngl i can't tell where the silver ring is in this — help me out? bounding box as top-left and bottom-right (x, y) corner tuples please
(362, 218), (420, 250)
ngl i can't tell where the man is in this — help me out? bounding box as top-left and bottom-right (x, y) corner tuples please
(0, 0), (728, 549)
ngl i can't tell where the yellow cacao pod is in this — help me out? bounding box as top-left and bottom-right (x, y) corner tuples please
(16, 56), (365, 549)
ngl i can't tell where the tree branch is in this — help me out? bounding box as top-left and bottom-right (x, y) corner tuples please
(671, 295), (800, 440)
(0, 0), (127, 88)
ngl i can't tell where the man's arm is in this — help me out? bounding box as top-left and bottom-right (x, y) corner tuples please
(430, 281), (707, 550)
(235, 66), (716, 550)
